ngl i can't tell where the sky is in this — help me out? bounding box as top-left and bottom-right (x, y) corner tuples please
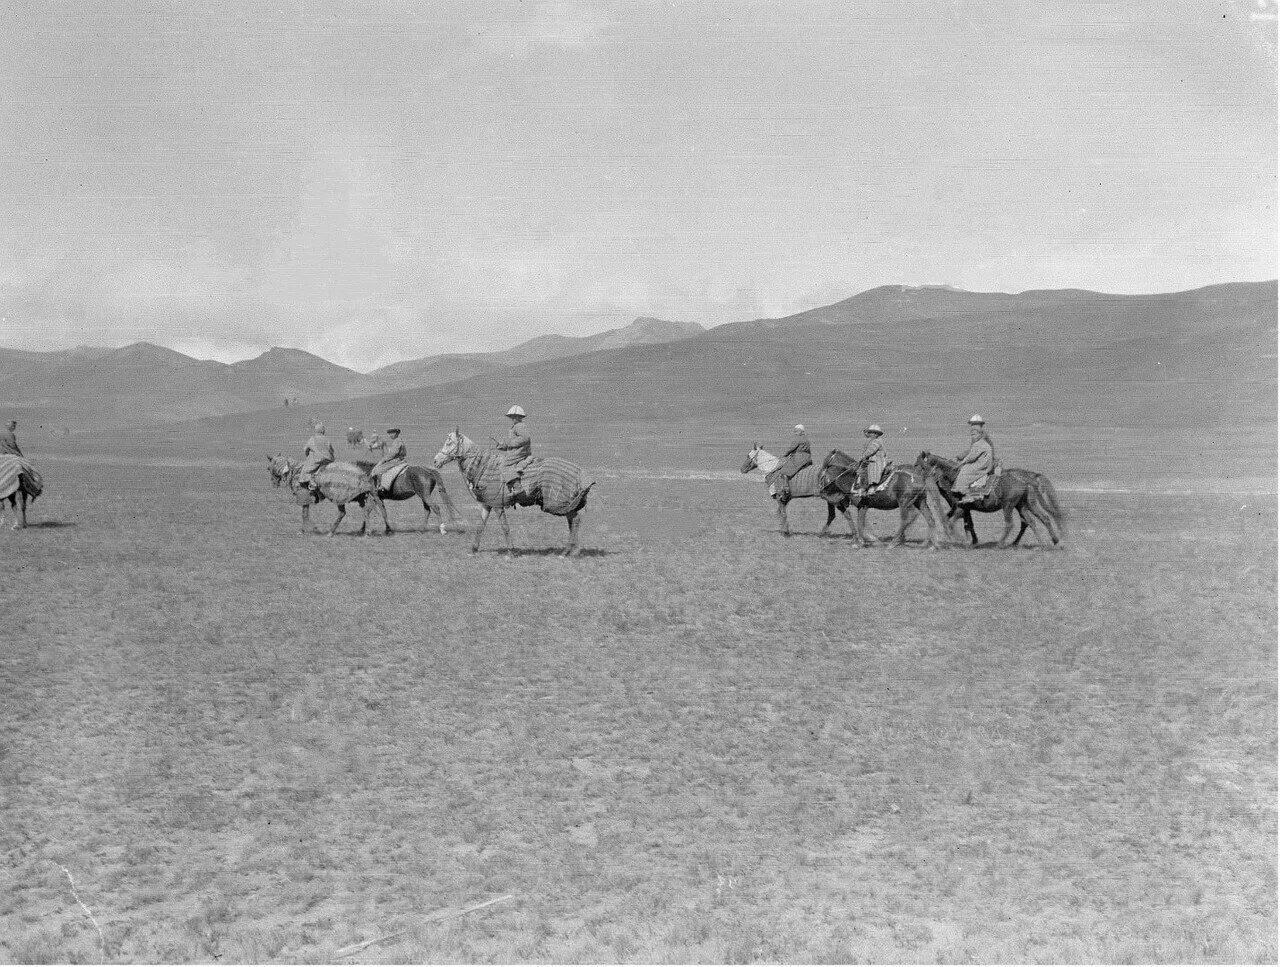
(0, 0), (1275, 371)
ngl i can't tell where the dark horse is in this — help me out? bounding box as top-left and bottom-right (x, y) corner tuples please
(267, 455), (390, 536)
(354, 461), (461, 535)
(823, 450), (946, 549)
(740, 443), (856, 538)
(916, 451), (1065, 547)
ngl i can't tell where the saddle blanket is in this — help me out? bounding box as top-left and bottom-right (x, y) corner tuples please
(964, 462), (1003, 496)
(0, 455), (41, 502)
(311, 461), (375, 504)
(378, 464), (408, 491)
(768, 465), (823, 497)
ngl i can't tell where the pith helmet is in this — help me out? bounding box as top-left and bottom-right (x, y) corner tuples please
(793, 424), (805, 433)
(968, 414), (985, 425)
(865, 424), (883, 435)
(506, 405), (526, 418)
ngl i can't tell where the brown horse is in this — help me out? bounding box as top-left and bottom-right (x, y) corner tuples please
(915, 451), (1065, 547)
(822, 450), (946, 549)
(740, 444), (856, 538)
(354, 461), (462, 535)
(432, 431), (594, 556)
(0, 456), (41, 531)
(267, 455), (390, 536)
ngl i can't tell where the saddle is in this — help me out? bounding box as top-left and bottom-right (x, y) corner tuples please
(862, 461), (894, 495)
(503, 456), (541, 501)
(377, 463), (409, 493)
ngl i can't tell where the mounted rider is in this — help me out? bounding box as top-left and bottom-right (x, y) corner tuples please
(776, 424), (812, 499)
(298, 421), (334, 495)
(854, 424), (888, 495)
(953, 414), (997, 507)
(496, 405), (533, 499)
(367, 427), (408, 490)
(0, 420), (22, 458)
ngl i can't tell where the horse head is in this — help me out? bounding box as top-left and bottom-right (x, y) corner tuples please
(433, 429), (464, 469)
(740, 444), (760, 474)
(268, 454), (293, 488)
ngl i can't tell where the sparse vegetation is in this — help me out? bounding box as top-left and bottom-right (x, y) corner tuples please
(0, 460), (1273, 962)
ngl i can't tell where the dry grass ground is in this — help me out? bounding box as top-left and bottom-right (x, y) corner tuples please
(0, 459), (1274, 963)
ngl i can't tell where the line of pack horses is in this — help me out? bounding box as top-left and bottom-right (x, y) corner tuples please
(268, 429), (593, 556)
(741, 444), (1066, 549)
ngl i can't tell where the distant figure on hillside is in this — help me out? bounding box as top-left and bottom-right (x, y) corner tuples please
(0, 420), (22, 458)
(298, 421), (334, 494)
(854, 424), (888, 495)
(776, 424), (812, 500)
(496, 405), (533, 496)
(953, 414), (997, 507)
(368, 427), (408, 487)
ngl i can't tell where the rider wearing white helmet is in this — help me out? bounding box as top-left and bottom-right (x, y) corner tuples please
(953, 414), (996, 506)
(855, 424), (888, 495)
(497, 405), (532, 495)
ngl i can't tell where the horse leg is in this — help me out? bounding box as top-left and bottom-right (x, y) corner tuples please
(566, 510), (583, 557)
(329, 503), (347, 537)
(1021, 497), (1055, 546)
(374, 496), (391, 536)
(918, 494), (942, 550)
(995, 504), (1019, 547)
(856, 505), (875, 547)
(471, 506), (491, 553)
(962, 509), (978, 545)
(776, 497), (790, 537)
(818, 499), (836, 537)
(14, 492), (26, 530)
(498, 508), (512, 553)
(301, 501), (311, 533)
(839, 500), (856, 537)
(891, 499), (919, 547)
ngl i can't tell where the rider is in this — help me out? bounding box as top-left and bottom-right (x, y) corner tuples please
(777, 424), (812, 499)
(298, 421), (334, 495)
(854, 424), (888, 495)
(953, 414), (996, 507)
(368, 427), (408, 487)
(0, 420), (22, 457)
(496, 405), (532, 497)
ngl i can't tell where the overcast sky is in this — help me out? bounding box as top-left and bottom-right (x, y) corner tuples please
(0, 0), (1274, 370)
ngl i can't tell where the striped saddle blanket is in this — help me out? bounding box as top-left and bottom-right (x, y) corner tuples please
(767, 464), (826, 497)
(510, 457), (592, 515)
(302, 461), (376, 505)
(0, 456), (41, 502)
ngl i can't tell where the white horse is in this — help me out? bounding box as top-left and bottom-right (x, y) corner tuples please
(740, 444), (856, 538)
(433, 430), (592, 556)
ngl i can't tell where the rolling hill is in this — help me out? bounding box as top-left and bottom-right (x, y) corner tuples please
(0, 315), (704, 425)
(138, 280), (1273, 488)
(7, 282), (1275, 487)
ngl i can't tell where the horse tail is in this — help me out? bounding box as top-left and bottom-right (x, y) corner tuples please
(1034, 475), (1067, 535)
(424, 467), (462, 523)
(564, 481), (595, 516)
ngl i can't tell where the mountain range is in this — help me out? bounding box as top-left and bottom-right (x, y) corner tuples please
(1, 281), (1274, 484)
(0, 315), (704, 427)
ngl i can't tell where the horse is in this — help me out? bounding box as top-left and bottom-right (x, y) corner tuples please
(353, 461), (462, 535)
(822, 449), (946, 549)
(266, 455), (390, 537)
(915, 451), (1065, 547)
(740, 444), (856, 538)
(0, 456), (42, 531)
(432, 430), (594, 556)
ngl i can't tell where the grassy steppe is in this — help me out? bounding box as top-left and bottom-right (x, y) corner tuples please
(0, 462), (1274, 963)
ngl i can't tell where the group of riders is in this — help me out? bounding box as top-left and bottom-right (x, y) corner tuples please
(773, 414), (998, 506)
(295, 405), (535, 500)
